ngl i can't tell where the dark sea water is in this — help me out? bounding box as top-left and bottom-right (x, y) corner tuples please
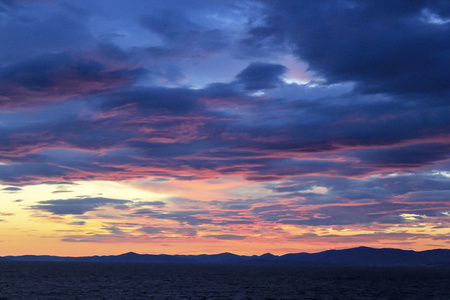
(0, 262), (449, 299)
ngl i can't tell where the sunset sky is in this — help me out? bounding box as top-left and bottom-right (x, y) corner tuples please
(0, 0), (449, 256)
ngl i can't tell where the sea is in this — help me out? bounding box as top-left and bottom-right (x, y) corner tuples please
(0, 262), (449, 299)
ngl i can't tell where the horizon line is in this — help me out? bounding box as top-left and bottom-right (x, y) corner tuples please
(2, 245), (449, 258)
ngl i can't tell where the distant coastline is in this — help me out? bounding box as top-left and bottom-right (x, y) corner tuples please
(2, 246), (449, 267)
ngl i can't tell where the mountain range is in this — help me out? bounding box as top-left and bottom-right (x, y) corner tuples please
(1, 246), (449, 267)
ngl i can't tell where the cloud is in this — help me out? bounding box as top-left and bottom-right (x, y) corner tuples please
(204, 234), (247, 240)
(0, 212), (14, 216)
(103, 225), (125, 235)
(68, 221), (86, 226)
(210, 200), (254, 210)
(1, 186), (22, 192)
(31, 197), (132, 215)
(256, 0), (450, 97)
(353, 143), (450, 167)
(0, 53), (142, 108)
(0, 9), (93, 63)
(40, 181), (75, 185)
(139, 9), (229, 60)
(97, 86), (199, 114)
(155, 211), (213, 226)
(0, 0), (449, 252)
(139, 226), (197, 237)
(131, 208), (155, 215)
(252, 204), (289, 214)
(134, 201), (167, 207)
(174, 227), (197, 237)
(289, 232), (430, 245)
(52, 190), (73, 194)
(139, 226), (164, 234)
(282, 197), (450, 226)
(235, 62), (287, 90)
(1, 80), (449, 185)
(258, 171), (450, 226)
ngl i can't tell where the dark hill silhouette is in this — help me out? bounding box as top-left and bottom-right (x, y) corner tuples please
(1, 246), (449, 267)
(178, 252), (247, 264)
(282, 246), (424, 266)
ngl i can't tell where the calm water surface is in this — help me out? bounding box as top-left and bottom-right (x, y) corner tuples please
(0, 262), (449, 299)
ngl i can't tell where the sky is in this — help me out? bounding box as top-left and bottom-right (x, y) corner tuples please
(0, 0), (449, 256)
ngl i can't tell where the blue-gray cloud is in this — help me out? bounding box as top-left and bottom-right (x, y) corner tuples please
(0, 8), (92, 63)
(204, 234), (247, 240)
(31, 197), (132, 215)
(139, 9), (229, 60)
(1, 186), (22, 192)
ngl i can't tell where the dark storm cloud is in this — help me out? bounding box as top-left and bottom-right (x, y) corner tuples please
(31, 197), (132, 215)
(256, 0), (450, 97)
(234, 62), (287, 90)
